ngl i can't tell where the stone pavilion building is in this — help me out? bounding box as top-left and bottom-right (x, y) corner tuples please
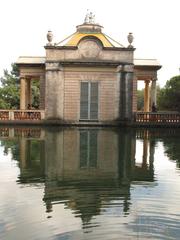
(16, 13), (161, 125)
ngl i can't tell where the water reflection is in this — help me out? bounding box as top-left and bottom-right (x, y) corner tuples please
(3, 128), (156, 217)
(43, 129), (124, 222)
(1, 127), (180, 239)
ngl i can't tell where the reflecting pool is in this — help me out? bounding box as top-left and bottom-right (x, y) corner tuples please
(0, 127), (180, 240)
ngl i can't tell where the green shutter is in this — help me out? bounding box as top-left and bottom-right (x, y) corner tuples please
(90, 82), (98, 120)
(80, 82), (89, 119)
(80, 82), (98, 120)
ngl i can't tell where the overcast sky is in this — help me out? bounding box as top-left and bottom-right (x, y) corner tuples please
(0, 0), (179, 87)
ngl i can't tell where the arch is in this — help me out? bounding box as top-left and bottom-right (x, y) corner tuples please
(77, 35), (104, 48)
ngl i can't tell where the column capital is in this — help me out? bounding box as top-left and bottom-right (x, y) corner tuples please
(40, 74), (45, 79)
(124, 64), (134, 73)
(20, 75), (32, 80)
(144, 79), (150, 84)
(46, 62), (63, 71)
(116, 65), (123, 72)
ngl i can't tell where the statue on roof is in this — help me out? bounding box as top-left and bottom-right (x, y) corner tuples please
(84, 10), (89, 23)
(84, 10), (95, 24)
(89, 12), (95, 24)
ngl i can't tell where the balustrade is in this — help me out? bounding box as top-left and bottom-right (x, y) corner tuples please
(0, 110), (45, 121)
(135, 112), (180, 123)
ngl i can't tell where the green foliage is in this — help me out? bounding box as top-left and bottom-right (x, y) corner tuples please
(157, 75), (180, 112)
(0, 64), (20, 109)
(31, 80), (40, 109)
(137, 89), (144, 111)
(0, 63), (40, 109)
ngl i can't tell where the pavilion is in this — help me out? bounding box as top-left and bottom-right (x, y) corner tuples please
(16, 13), (161, 125)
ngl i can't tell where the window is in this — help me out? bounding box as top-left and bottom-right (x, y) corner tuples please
(80, 82), (98, 120)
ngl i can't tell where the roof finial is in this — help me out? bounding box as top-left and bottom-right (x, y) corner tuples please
(89, 12), (95, 24)
(127, 32), (134, 48)
(46, 30), (53, 46)
(84, 10), (95, 24)
(84, 9), (90, 24)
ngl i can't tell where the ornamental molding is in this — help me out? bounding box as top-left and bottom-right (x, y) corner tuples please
(124, 64), (134, 72)
(46, 62), (63, 71)
(78, 39), (101, 59)
(116, 65), (123, 72)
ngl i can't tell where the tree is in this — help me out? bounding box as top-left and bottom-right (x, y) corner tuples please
(0, 63), (40, 109)
(137, 89), (144, 111)
(157, 75), (180, 112)
(31, 80), (40, 109)
(0, 63), (20, 109)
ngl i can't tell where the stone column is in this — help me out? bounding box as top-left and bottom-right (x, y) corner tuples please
(40, 75), (45, 109)
(144, 80), (150, 112)
(132, 76), (138, 112)
(116, 65), (123, 119)
(45, 63), (64, 120)
(151, 79), (157, 107)
(124, 65), (134, 120)
(20, 77), (26, 109)
(26, 78), (31, 107)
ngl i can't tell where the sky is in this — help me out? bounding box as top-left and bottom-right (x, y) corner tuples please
(0, 0), (180, 87)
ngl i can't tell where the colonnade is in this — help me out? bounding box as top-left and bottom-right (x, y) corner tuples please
(140, 79), (157, 112)
(20, 77), (31, 109)
(20, 75), (45, 110)
(19, 70), (157, 115)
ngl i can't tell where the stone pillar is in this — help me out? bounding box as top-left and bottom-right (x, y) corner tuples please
(123, 65), (134, 120)
(116, 65), (123, 119)
(45, 63), (64, 120)
(20, 77), (26, 109)
(40, 75), (45, 109)
(132, 76), (138, 112)
(26, 78), (31, 107)
(151, 79), (157, 107)
(144, 80), (150, 112)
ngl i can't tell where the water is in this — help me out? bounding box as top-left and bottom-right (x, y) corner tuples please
(0, 127), (180, 240)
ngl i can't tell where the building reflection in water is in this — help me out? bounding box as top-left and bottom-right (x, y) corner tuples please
(0, 127), (156, 225)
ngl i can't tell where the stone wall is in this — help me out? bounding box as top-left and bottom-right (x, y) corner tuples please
(64, 67), (119, 121)
(46, 46), (134, 63)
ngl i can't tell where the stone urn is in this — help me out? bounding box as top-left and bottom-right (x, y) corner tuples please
(47, 31), (53, 45)
(127, 32), (133, 48)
